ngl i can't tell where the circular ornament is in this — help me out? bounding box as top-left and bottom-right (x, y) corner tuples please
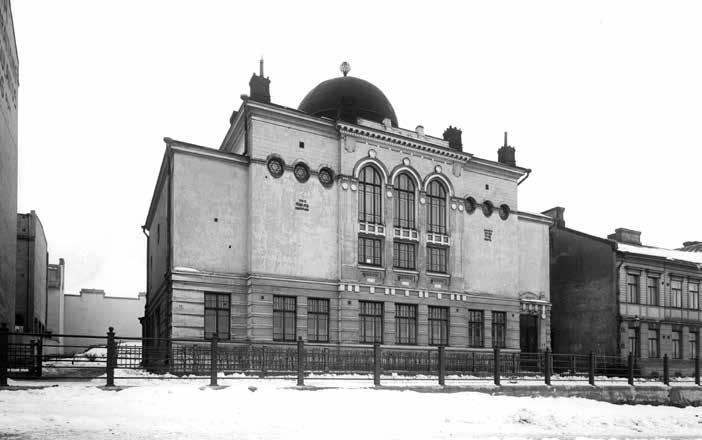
(435, 165), (442, 173)
(465, 197), (477, 214)
(386, 190), (393, 198)
(293, 163), (310, 183)
(403, 158), (410, 166)
(341, 182), (349, 190)
(419, 197), (426, 204)
(482, 200), (494, 217)
(451, 203), (457, 210)
(368, 150), (377, 158)
(318, 168), (334, 187)
(499, 204), (510, 220)
(350, 184), (358, 191)
(267, 158), (284, 178)
(458, 204), (464, 212)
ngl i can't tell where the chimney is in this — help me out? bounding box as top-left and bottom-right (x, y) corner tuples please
(541, 207), (566, 228)
(607, 228), (642, 246)
(248, 58), (270, 103)
(497, 132), (516, 166)
(443, 126), (462, 151)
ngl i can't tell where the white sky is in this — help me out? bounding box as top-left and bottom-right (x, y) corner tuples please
(12, 1), (702, 297)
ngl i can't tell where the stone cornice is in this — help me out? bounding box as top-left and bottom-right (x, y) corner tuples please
(516, 211), (554, 225)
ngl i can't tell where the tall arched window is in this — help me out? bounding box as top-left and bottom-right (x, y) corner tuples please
(393, 173), (415, 229)
(427, 180), (447, 234)
(358, 166), (382, 224)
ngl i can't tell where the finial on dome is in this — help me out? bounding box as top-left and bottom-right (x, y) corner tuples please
(340, 61), (351, 77)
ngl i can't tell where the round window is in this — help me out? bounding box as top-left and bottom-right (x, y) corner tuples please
(465, 197), (477, 214)
(267, 158), (284, 178)
(499, 204), (510, 220)
(294, 163), (310, 182)
(482, 200), (494, 217)
(318, 167), (334, 187)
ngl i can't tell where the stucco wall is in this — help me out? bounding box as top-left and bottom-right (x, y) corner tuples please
(15, 212), (48, 331)
(0, 1), (18, 329)
(148, 174), (169, 295)
(518, 217), (550, 299)
(63, 291), (145, 354)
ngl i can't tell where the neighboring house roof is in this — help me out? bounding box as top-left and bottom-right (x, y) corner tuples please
(617, 243), (702, 266)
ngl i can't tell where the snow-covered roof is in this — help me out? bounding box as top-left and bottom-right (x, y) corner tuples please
(617, 243), (702, 265)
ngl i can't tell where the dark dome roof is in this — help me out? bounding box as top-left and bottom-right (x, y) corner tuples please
(298, 76), (398, 127)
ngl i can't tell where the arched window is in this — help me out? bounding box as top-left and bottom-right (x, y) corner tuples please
(427, 180), (447, 234)
(358, 166), (382, 224)
(393, 173), (415, 229)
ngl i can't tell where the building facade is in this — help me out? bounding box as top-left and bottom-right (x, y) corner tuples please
(545, 208), (702, 373)
(63, 289), (145, 354)
(15, 211), (48, 333)
(142, 64), (552, 352)
(0, 0), (19, 329)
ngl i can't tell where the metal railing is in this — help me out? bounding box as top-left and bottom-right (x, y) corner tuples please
(1, 323), (700, 388)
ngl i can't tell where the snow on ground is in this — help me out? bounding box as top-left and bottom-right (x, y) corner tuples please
(1, 378), (702, 439)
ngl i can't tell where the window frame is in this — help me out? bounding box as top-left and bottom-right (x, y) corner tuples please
(358, 236), (383, 267)
(204, 292), (231, 340)
(689, 282), (699, 310)
(427, 245), (448, 273)
(428, 306), (449, 346)
(395, 303), (418, 345)
(426, 180), (447, 235)
(491, 311), (507, 348)
(648, 328), (659, 358)
(689, 330), (698, 360)
(307, 298), (330, 343)
(393, 241), (416, 270)
(273, 295), (297, 342)
(672, 330), (682, 359)
(359, 300), (384, 344)
(393, 173), (416, 229)
(358, 166), (383, 225)
(468, 310), (484, 348)
(671, 278), (683, 308)
(647, 276), (660, 306)
(626, 273), (640, 303)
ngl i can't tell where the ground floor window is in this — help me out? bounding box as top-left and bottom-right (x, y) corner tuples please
(672, 330), (682, 359)
(428, 306), (449, 346)
(468, 310), (483, 348)
(648, 328), (659, 358)
(358, 237), (383, 266)
(689, 331), (698, 359)
(204, 292), (230, 339)
(492, 311), (506, 348)
(395, 303), (417, 345)
(307, 298), (329, 342)
(627, 327), (639, 358)
(273, 295), (296, 341)
(360, 301), (383, 344)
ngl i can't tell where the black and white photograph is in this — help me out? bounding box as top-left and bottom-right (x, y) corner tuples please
(1, 1), (701, 438)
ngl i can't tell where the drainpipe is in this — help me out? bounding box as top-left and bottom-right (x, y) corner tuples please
(517, 169), (531, 186)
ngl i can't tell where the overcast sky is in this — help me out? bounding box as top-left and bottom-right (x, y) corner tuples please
(12, 1), (701, 297)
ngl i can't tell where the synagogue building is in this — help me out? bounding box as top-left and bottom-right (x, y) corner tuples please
(142, 62), (552, 353)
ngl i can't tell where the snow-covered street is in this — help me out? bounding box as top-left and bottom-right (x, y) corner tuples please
(1, 379), (701, 439)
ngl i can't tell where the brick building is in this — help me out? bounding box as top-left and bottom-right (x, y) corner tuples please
(545, 207), (702, 373)
(142, 62), (552, 353)
(0, 0), (19, 329)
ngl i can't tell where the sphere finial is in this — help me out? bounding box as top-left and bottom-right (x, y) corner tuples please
(340, 61), (351, 77)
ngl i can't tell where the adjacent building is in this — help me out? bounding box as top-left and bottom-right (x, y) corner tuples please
(15, 211), (48, 333)
(545, 207), (702, 373)
(142, 62), (552, 352)
(63, 289), (145, 354)
(0, 0), (19, 329)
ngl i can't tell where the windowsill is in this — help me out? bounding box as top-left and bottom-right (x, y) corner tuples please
(427, 271), (450, 278)
(358, 264), (384, 271)
(393, 268), (419, 274)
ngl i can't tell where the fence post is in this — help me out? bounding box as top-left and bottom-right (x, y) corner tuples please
(627, 352), (634, 386)
(106, 327), (116, 387)
(260, 345), (266, 378)
(588, 351), (595, 386)
(373, 342), (381, 386)
(695, 351), (700, 386)
(663, 354), (669, 386)
(570, 354), (576, 375)
(493, 346), (501, 386)
(297, 337), (305, 386)
(544, 348), (552, 385)
(209, 333), (218, 387)
(36, 336), (43, 378)
(438, 345), (446, 386)
(0, 323), (8, 386)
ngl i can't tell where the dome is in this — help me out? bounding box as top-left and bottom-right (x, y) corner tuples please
(298, 75), (398, 127)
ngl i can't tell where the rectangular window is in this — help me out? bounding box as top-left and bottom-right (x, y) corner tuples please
(395, 304), (417, 345)
(427, 246), (448, 273)
(358, 237), (382, 267)
(627, 273), (640, 303)
(468, 310), (484, 348)
(689, 282), (699, 310)
(671, 278), (683, 308)
(393, 241), (416, 270)
(689, 331), (698, 359)
(492, 311), (507, 348)
(273, 295), (296, 342)
(647, 276), (659, 306)
(307, 298), (329, 343)
(428, 306), (449, 346)
(627, 327), (639, 358)
(672, 330), (682, 359)
(359, 301), (383, 344)
(648, 328), (659, 358)
(204, 292), (230, 339)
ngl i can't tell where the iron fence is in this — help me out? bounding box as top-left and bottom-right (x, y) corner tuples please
(0, 323), (700, 388)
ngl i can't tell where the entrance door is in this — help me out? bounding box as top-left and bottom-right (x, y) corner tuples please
(520, 314), (538, 353)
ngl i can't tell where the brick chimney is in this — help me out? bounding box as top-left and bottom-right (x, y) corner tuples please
(443, 126), (462, 151)
(249, 58), (270, 103)
(607, 228), (642, 245)
(541, 206), (565, 228)
(497, 132), (516, 166)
